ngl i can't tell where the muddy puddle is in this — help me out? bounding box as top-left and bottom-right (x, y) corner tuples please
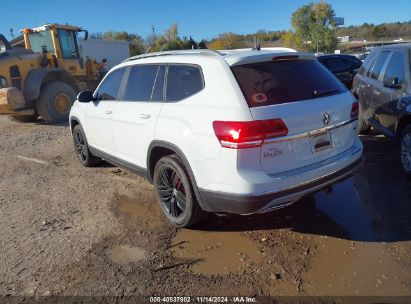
(303, 237), (410, 295)
(107, 245), (146, 265)
(113, 194), (163, 229)
(302, 177), (411, 295)
(313, 178), (377, 241)
(170, 229), (262, 275)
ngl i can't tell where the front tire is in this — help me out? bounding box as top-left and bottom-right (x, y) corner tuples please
(72, 125), (100, 167)
(153, 155), (206, 227)
(400, 125), (411, 179)
(36, 82), (77, 123)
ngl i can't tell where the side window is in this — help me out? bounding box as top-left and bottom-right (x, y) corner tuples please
(166, 65), (204, 102)
(58, 30), (79, 58)
(95, 68), (125, 100)
(383, 52), (406, 86)
(369, 51), (390, 80)
(151, 65), (165, 101)
(359, 51), (377, 76)
(123, 65), (159, 101)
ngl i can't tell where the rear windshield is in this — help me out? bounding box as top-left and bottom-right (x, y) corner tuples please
(231, 59), (347, 107)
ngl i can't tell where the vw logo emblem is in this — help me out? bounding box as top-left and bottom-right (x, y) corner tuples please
(322, 112), (330, 126)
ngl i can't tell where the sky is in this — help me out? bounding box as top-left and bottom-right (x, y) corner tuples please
(1, 0), (411, 41)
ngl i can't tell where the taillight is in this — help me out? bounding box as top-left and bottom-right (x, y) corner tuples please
(212, 119), (288, 149)
(351, 101), (359, 119)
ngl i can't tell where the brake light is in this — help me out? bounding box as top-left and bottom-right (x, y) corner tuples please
(351, 101), (359, 119)
(212, 119), (288, 149)
(272, 55), (299, 61)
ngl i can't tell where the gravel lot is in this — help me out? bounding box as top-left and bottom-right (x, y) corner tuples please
(0, 115), (410, 298)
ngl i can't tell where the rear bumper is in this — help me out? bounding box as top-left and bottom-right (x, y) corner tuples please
(198, 156), (362, 215)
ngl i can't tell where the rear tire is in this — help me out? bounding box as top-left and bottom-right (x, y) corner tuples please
(36, 82), (76, 123)
(153, 154), (207, 227)
(72, 125), (100, 167)
(9, 113), (38, 122)
(400, 125), (411, 179)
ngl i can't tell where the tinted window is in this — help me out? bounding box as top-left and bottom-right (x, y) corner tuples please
(151, 65), (165, 101)
(166, 65), (204, 101)
(95, 68), (125, 100)
(383, 52), (406, 85)
(370, 51), (390, 80)
(321, 57), (350, 72)
(231, 59), (347, 108)
(345, 57), (362, 69)
(123, 65), (159, 101)
(359, 51), (378, 76)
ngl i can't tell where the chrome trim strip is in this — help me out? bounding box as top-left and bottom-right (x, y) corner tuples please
(270, 145), (362, 180)
(255, 201), (295, 214)
(264, 117), (358, 144)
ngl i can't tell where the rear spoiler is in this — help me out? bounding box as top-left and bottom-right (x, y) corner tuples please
(225, 52), (316, 67)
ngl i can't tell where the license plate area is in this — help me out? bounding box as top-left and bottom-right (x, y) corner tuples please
(310, 131), (332, 153)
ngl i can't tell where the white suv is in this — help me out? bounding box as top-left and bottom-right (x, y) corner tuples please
(70, 49), (363, 227)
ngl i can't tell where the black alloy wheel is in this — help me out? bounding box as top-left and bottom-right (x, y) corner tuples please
(157, 167), (187, 218)
(74, 127), (87, 163)
(153, 154), (206, 227)
(72, 125), (100, 167)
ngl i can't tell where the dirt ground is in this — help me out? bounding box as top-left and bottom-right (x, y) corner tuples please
(0, 115), (411, 298)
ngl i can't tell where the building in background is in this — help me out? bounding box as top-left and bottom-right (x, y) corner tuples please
(79, 39), (130, 69)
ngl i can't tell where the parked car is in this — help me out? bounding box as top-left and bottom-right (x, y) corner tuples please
(357, 52), (369, 62)
(70, 49), (363, 227)
(318, 54), (363, 88)
(352, 44), (411, 178)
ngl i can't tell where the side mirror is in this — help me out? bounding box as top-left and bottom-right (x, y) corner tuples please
(77, 90), (94, 103)
(384, 77), (403, 90)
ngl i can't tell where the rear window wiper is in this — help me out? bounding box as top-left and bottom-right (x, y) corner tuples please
(312, 89), (340, 97)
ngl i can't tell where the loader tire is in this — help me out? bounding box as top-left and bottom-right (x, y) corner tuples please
(36, 82), (76, 123)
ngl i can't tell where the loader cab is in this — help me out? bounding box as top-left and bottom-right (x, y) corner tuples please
(22, 24), (86, 77)
(0, 34), (12, 53)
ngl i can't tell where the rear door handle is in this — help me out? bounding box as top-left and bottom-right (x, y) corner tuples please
(104, 110), (112, 115)
(140, 114), (151, 119)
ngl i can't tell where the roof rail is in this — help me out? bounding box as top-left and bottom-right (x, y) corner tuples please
(123, 49), (222, 62)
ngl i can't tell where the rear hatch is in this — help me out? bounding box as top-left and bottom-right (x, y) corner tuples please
(230, 54), (358, 175)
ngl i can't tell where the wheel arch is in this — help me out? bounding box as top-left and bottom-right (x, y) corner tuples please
(147, 141), (206, 209)
(396, 114), (411, 139)
(69, 115), (81, 132)
(23, 68), (78, 104)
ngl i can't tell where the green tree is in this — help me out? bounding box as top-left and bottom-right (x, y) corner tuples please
(288, 1), (338, 52)
(102, 31), (146, 56)
(198, 40), (208, 49)
(148, 23), (199, 52)
(208, 33), (245, 50)
(372, 25), (387, 41)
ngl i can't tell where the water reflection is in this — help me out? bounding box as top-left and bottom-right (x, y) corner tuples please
(196, 172), (411, 242)
(313, 178), (377, 241)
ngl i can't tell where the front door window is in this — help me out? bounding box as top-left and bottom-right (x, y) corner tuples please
(58, 29), (79, 58)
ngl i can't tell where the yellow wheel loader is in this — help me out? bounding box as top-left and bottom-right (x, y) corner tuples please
(0, 24), (105, 123)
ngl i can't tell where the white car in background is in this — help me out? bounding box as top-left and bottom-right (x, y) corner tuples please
(70, 49), (363, 227)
